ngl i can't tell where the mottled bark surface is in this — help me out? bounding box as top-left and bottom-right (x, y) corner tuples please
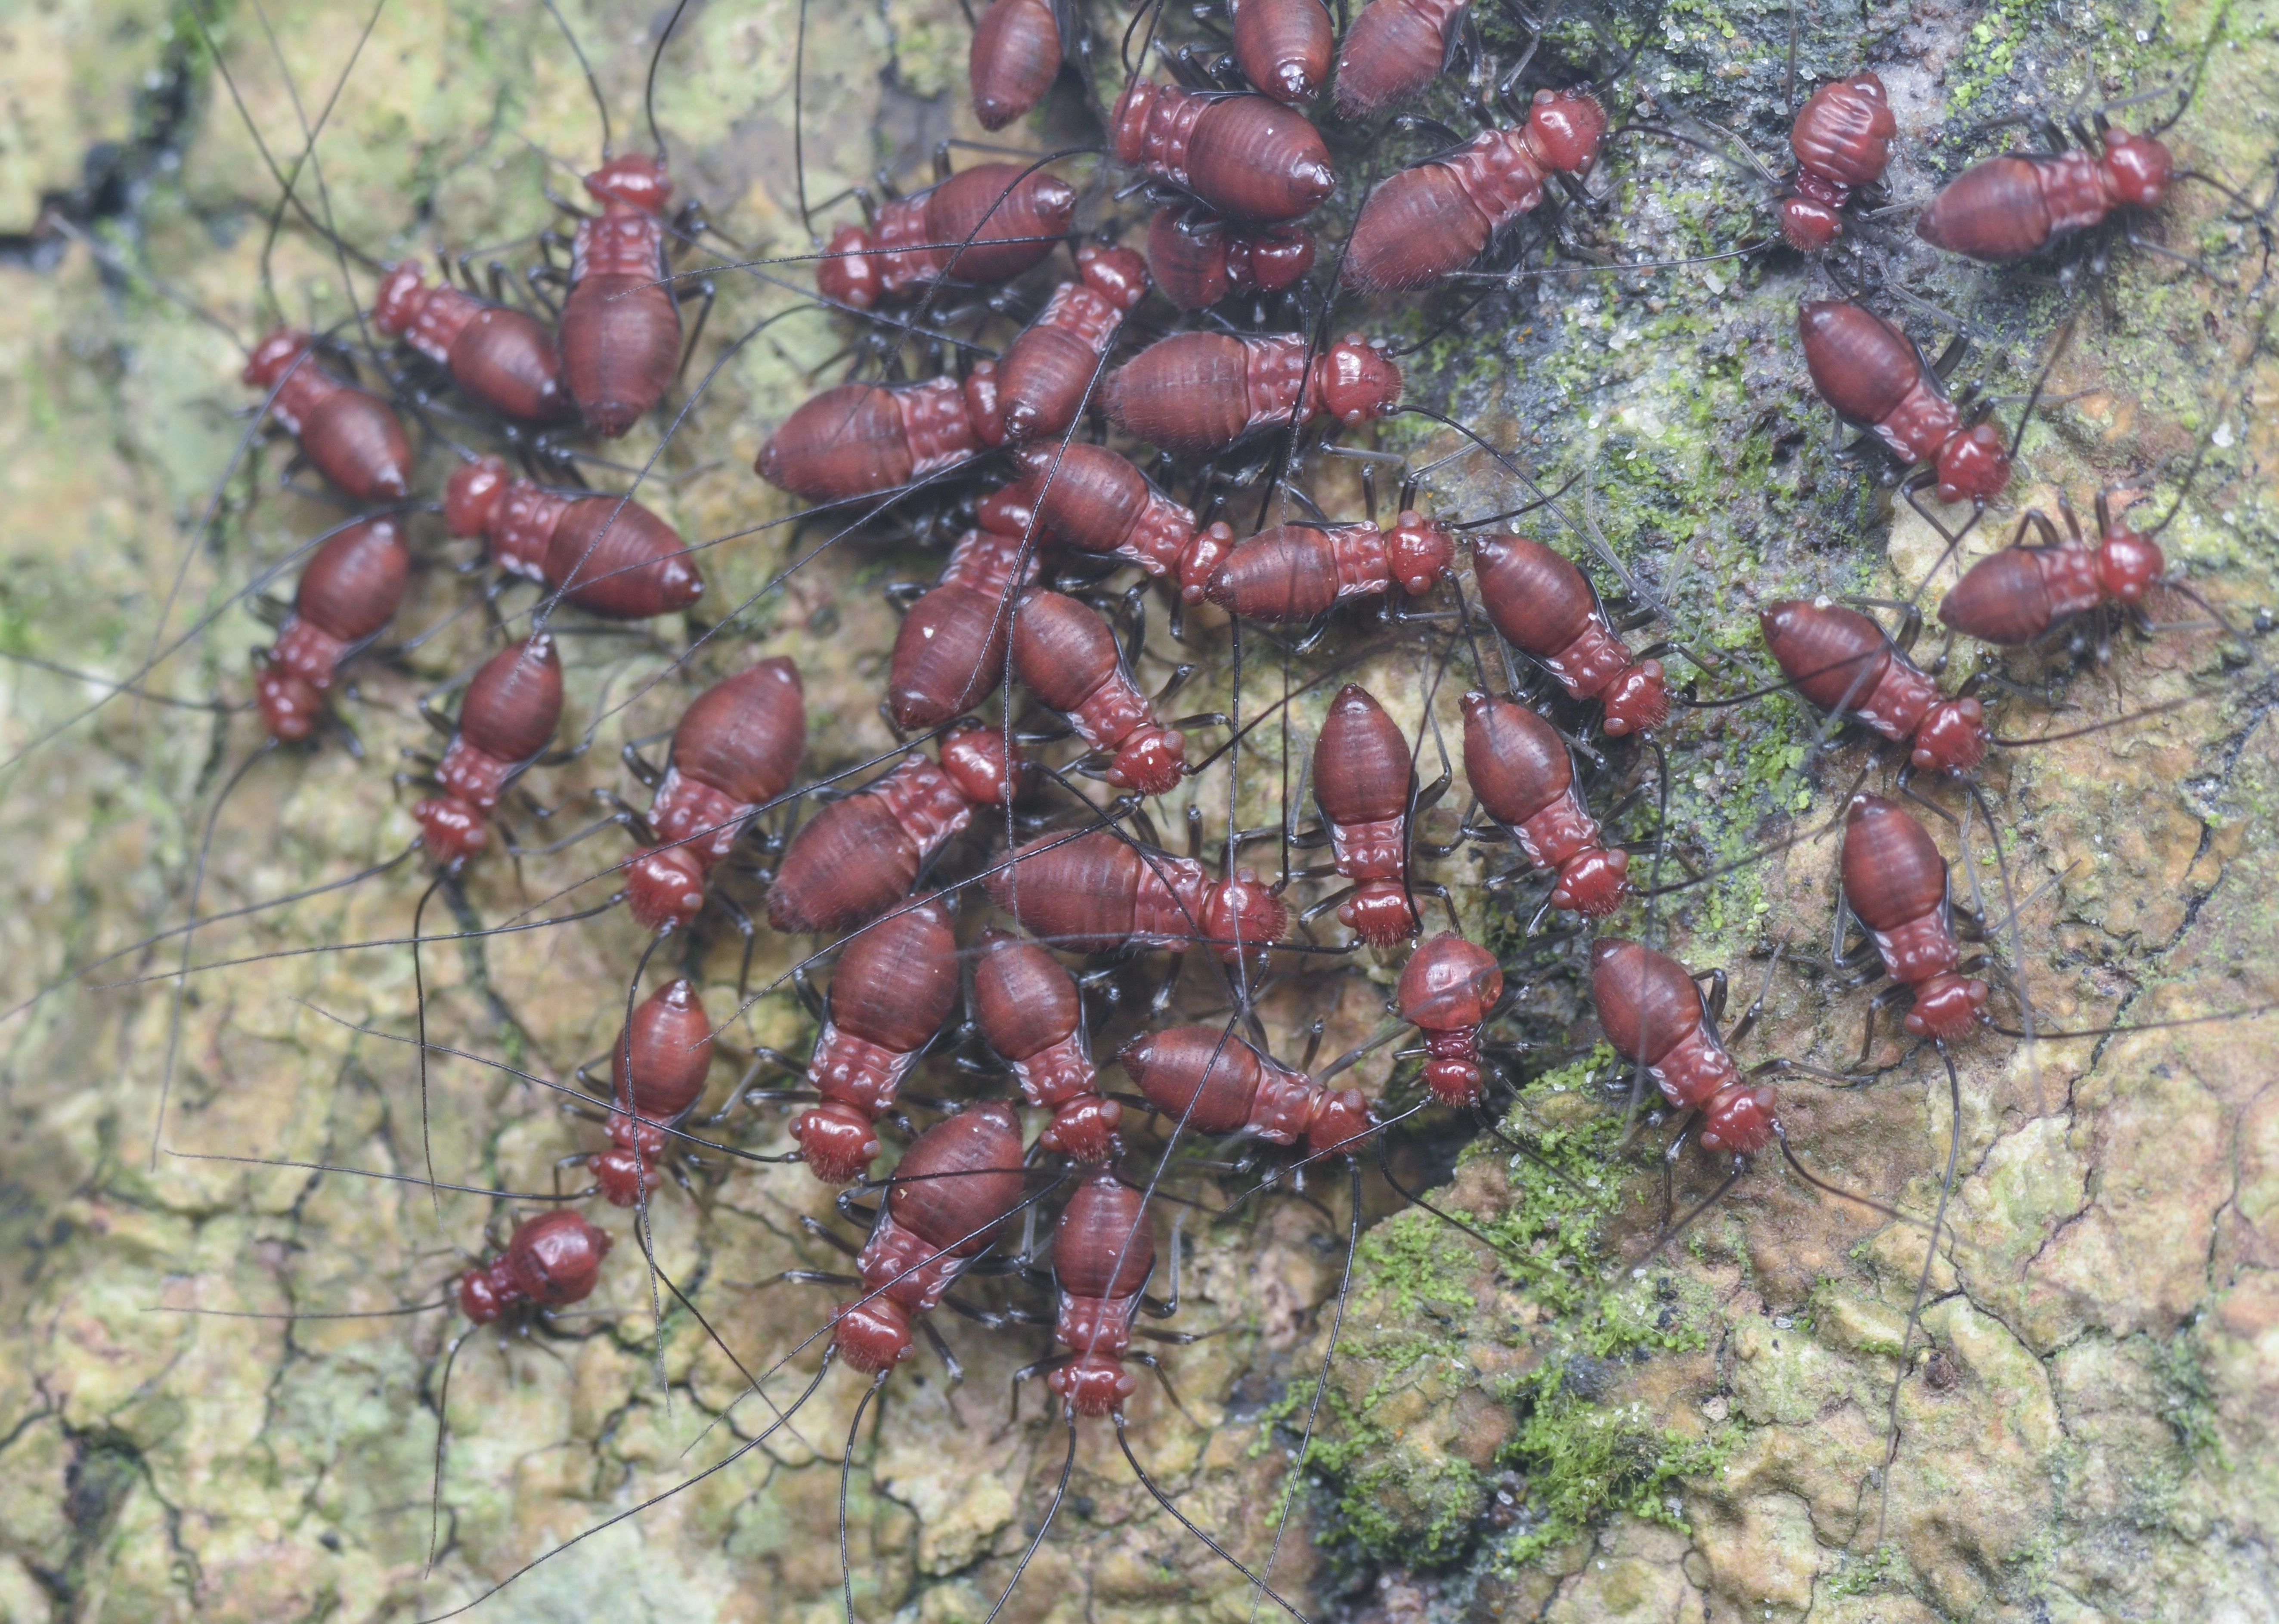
(0, 0), (2273, 1620)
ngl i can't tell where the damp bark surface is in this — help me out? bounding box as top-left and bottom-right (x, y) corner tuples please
(0, 1), (2275, 1621)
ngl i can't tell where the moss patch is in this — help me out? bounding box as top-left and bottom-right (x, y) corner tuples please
(1274, 1051), (1734, 1572)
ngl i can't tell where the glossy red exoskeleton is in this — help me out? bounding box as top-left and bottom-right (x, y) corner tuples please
(412, 636), (564, 866)
(827, 1101), (1028, 1369)
(756, 367), (1003, 506)
(971, 928), (1121, 1159)
(1309, 684), (1422, 947)
(457, 1209), (613, 1325)
(1938, 494), (2166, 645)
(1342, 90), (1606, 291)
(1796, 300), (2010, 506)
(1012, 588), (1189, 795)
(589, 977), (718, 1208)
(1010, 442), (1235, 602)
(995, 244), (1149, 444)
(1103, 330), (1400, 454)
(1331, 0), (1468, 121)
(1397, 933), (1505, 1107)
(1203, 511), (1453, 623)
(1471, 535), (1669, 736)
(1228, 0), (1334, 105)
(1915, 127), (2175, 263)
(1144, 207), (1316, 310)
(373, 258), (573, 422)
(560, 154), (682, 438)
(1459, 690), (1631, 916)
(1119, 1025), (1371, 1156)
(887, 490), (1040, 733)
(987, 830), (1286, 961)
(241, 328), (412, 502)
(444, 455), (704, 620)
(1038, 1168), (1161, 1414)
(253, 517), (411, 742)
(1760, 599), (1988, 774)
(1839, 794), (1990, 1043)
(767, 726), (1028, 937)
(620, 658), (808, 932)
(1590, 938), (1776, 1155)
(1109, 78), (1336, 223)
(1779, 75), (1899, 251)
(969, 0), (1063, 130)
(791, 897), (963, 1184)
(816, 163), (1079, 311)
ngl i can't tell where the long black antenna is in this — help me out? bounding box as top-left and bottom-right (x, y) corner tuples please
(794, 0), (813, 234)
(408, 871), (452, 1227)
(1243, 1159), (1363, 1624)
(839, 1367), (889, 1621)
(619, 925), (678, 1396)
(148, 739), (277, 1170)
(1910, 312), (2084, 604)
(414, 1354), (838, 1620)
(425, 1329), (472, 1574)
(648, 0), (695, 160)
(1115, 1419), (1318, 1622)
(1784, 0), (1799, 115)
(540, 0), (613, 158)
(1874, 1042), (1965, 1546)
(983, 1412), (1081, 1622)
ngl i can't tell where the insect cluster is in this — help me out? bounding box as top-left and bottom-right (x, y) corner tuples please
(6, 0), (2276, 1618)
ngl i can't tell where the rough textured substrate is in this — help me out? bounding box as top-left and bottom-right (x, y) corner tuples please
(0, 0), (2273, 1619)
